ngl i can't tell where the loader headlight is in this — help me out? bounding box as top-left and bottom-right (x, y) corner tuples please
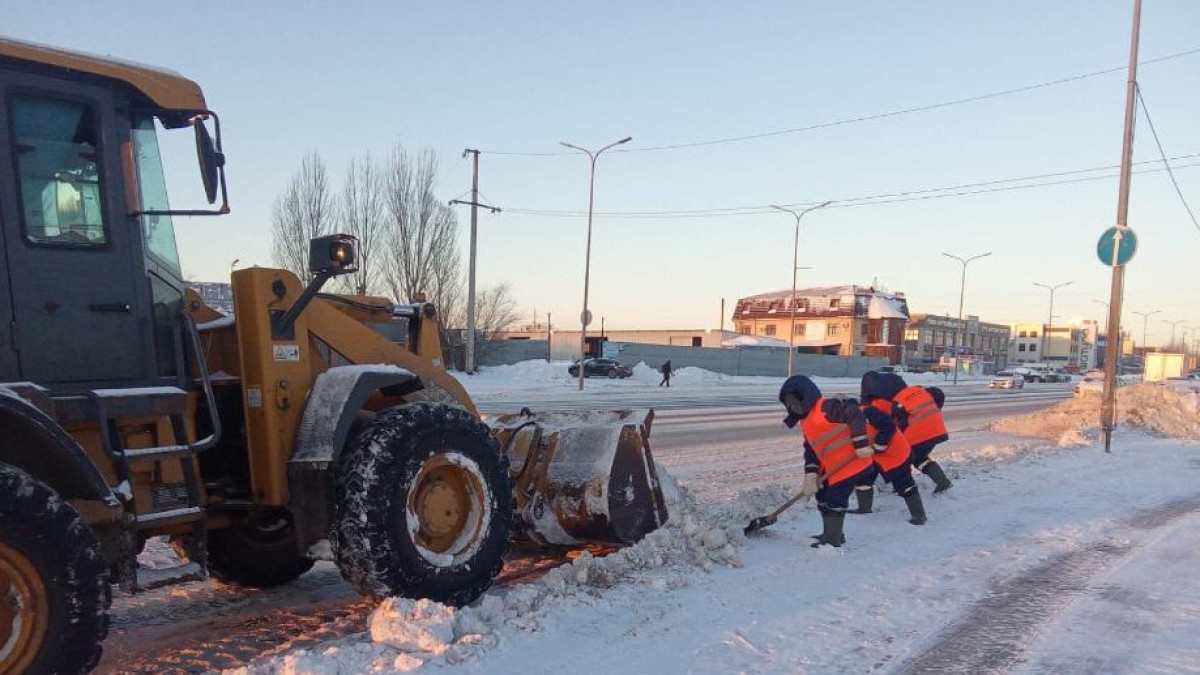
(309, 234), (359, 276)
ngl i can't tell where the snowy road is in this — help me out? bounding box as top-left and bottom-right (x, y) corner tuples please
(96, 385), (1074, 674)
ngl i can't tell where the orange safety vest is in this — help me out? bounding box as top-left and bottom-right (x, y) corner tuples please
(865, 399), (911, 472)
(800, 398), (873, 486)
(894, 386), (949, 447)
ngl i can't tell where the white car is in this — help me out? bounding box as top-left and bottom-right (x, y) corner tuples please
(990, 371), (1025, 389)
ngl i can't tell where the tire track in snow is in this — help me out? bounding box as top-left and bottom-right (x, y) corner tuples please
(897, 496), (1200, 675)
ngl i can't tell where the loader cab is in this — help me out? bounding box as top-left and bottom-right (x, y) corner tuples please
(0, 38), (226, 391)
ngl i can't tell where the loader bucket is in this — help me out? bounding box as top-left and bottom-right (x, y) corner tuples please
(489, 409), (669, 547)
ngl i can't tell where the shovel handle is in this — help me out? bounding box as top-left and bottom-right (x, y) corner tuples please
(747, 449), (868, 533)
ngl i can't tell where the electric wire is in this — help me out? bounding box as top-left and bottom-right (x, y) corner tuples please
(480, 46), (1200, 157)
(501, 154), (1200, 220)
(1135, 85), (1200, 235)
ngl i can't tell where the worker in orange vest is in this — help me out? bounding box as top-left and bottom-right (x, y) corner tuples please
(861, 372), (953, 493)
(855, 393), (927, 525)
(779, 375), (877, 548)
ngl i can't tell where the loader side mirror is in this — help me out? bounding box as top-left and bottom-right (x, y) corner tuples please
(193, 119), (224, 204)
(309, 234), (359, 276)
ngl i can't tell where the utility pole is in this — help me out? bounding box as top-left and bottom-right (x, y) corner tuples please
(942, 252), (992, 384)
(1034, 281), (1072, 362)
(448, 149), (501, 374)
(1101, 0), (1143, 452)
(547, 312), (552, 362)
(720, 298), (725, 334)
(770, 201), (833, 377)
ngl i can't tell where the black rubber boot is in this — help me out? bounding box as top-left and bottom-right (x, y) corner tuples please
(922, 460), (953, 494)
(854, 486), (874, 514)
(811, 510), (846, 548)
(903, 490), (927, 525)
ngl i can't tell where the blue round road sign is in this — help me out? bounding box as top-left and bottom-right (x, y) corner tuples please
(1097, 226), (1137, 266)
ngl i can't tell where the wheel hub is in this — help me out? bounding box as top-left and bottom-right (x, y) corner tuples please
(407, 455), (487, 560)
(0, 541), (49, 673)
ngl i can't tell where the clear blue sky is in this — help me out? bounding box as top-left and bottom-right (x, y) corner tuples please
(6, 1), (1199, 345)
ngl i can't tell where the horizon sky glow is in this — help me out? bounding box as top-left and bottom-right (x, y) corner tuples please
(5, 1), (1199, 346)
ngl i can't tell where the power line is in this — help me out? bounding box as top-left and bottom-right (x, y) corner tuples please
(481, 46), (1200, 158)
(503, 153), (1200, 219)
(1136, 85), (1200, 235)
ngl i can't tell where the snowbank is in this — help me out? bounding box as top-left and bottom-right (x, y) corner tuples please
(990, 384), (1200, 442)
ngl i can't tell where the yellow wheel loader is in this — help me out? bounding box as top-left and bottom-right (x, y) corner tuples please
(0, 37), (667, 674)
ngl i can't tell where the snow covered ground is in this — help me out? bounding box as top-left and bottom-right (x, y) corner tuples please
(208, 386), (1200, 675)
(456, 359), (988, 397)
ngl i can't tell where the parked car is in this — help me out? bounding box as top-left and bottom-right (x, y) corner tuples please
(1075, 372), (1119, 396)
(878, 365), (909, 375)
(1163, 373), (1200, 394)
(989, 371), (1025, 389)
(567, 358), (633, 379)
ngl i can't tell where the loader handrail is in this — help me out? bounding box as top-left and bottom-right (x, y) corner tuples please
(183, 312), (222, 452)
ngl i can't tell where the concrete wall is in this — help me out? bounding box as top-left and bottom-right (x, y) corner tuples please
(480, 339), (888, 377)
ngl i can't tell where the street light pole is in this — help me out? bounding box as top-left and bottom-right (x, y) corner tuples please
(1132, 309), (1161, 353)
(1162, 318), (1185, 350)
(942, 252), (992, 384)
(1033, 281), (1073, 362)
(561, 136), (632, 391)
(770, 201), (833, 377)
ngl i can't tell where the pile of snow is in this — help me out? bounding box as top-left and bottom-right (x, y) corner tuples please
(629, 362), (743, 385)
(459, 359), (571, 384)
(234, 467), (792, 674)
(991, 384), (1200, 443)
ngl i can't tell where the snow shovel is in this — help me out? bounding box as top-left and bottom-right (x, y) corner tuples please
(744, 453), (860, 534)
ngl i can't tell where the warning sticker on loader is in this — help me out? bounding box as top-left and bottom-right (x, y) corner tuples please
(272, 344), (301, 362)
(246, 385), (263, 408)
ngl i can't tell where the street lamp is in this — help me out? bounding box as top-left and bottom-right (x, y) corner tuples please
(1131, 309), (1161, 353)
(1162, 318), (1185, 351)
(561, 136), (633, 391)
(1033, 281), (1073, 362)
(942, 252), (992, 384)
(770, 201), (834, 376)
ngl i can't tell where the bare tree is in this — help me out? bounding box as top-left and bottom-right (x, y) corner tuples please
(381, 146), (463, 320)
(271, 152), (336, 280)
(476, 283), (519, 335)
(339, 152), (385, 294)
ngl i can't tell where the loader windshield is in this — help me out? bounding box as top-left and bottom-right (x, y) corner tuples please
(131, 115), (182, 277)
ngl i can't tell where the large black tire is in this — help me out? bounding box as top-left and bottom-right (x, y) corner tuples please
(0, 463), (110, 675)
(332, 402), (513, 607)
(198, 508), (315, 588)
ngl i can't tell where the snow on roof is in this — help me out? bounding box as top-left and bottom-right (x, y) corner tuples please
(867, 296), (910, 320)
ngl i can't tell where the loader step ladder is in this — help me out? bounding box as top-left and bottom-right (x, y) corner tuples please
(89, 386), (208, 592)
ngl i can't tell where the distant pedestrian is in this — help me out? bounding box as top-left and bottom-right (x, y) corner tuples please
(659, 360), (673, 387)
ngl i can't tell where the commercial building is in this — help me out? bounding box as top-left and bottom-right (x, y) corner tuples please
(732, 285), (909, 363)
(1008, 321), (1092, 370)
(903, 314), (1011, 371)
